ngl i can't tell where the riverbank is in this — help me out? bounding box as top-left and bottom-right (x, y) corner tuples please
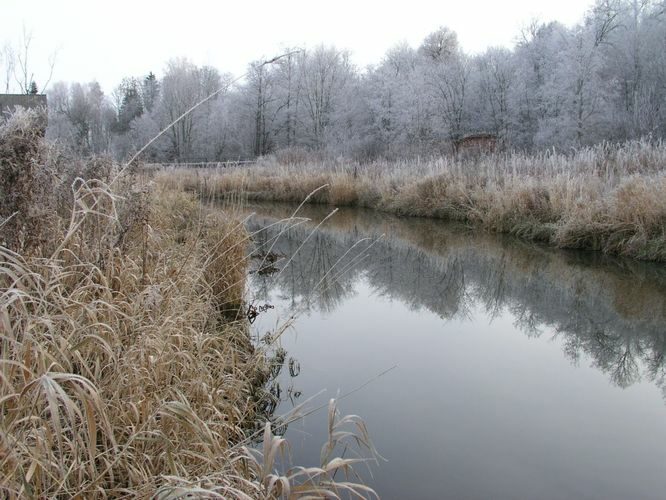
(0, 111), (376, 498)
(0, 111), (263, 497)
(166, 141), (666, 261)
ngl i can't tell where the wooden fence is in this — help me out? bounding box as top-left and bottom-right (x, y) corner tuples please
(146, 160), (257, 169)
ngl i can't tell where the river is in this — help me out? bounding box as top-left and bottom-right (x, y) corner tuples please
(242, 202), (666, 500)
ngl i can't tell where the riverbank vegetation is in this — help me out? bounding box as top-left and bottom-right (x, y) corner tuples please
(163, 139), (666, 261)
(0, 110), (378, 498)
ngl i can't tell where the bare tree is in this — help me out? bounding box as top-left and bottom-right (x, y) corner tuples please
(48, 81), (116, 154)
(157, 58), (222, 161)
(423, 51), (471, 144)
(299, 46), (353, 148)
(247, 61), (276, 156)
(475, 48), (515, 146)
(1, 43), (16, 93)
(418, 26), (459, 62)
(273, 49), (301, 148)
(12, 26), (56, 94)
(32, 0), (666, 159)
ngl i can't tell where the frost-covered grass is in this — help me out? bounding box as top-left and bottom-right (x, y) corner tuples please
(0, 110), (379, 498)
(168, 140), (666, 261)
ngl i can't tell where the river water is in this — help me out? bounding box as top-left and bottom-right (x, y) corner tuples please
(243, 202), (666, 500)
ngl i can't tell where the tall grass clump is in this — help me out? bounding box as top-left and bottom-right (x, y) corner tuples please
(1, 110), (379, 498)
(0, 109), (58, 252)
(172, 141), (666, 261)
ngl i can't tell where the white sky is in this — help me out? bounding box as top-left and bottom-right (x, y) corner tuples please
(3, 0), (595, 93)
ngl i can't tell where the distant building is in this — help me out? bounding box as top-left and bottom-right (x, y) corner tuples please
(453, 133), (498, 157)
(0, 94), (48, 132)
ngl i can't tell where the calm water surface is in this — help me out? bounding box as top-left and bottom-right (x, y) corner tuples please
(243, 203), (666, 500)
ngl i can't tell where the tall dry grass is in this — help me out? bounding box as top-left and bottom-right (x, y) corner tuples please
(171, 141), (666, 261)
(1, 110), (379, 498)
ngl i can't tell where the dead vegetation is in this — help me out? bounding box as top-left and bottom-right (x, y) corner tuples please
(171, 141), (666, 261)
(0, 110), (379, 498)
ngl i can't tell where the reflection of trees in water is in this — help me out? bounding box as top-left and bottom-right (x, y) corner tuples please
(368, 246), (471, 320)
(246, 208), (666, 397)
(251, 221), (358, 314)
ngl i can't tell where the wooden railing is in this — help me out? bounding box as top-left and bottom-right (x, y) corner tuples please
(146, 160), (257, 169)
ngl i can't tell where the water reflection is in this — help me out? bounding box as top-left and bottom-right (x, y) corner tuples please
(246, 203), (666, 398)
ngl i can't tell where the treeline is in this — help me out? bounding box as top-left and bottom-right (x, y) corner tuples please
(46, 0), (666, 161)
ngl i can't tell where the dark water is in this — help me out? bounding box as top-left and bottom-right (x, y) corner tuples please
(244, 203), (666, 500)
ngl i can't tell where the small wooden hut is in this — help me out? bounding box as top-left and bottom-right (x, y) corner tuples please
(453, 133), (497, 157)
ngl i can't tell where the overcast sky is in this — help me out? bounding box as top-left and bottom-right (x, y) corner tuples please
(3, 0), (595, 93)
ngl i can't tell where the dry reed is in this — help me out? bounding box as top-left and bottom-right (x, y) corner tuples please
(1, 110), (379, 498)
(171, 141), (666, 261)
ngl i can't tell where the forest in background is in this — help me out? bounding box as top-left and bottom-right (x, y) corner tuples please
(5, 0), (666, 162)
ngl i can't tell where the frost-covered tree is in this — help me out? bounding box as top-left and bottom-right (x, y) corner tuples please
(40, 0), (666, 160)
(1, 43), (15, 93)
(472, 48), (515, 147)
(47, 81), (115, 154)
(364, 44), (426, 157)
(420, 28), (470, 147)
(298, 46), (354, 148)
(511, 21), (568, 148)
(115, 77), (144, 133)
(141, 72), (160, 113)
(156, 58), (222, 161)
(418, 26), (459, 62)
(245, 61), (277, 156)
(268, 50), (302, 149)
